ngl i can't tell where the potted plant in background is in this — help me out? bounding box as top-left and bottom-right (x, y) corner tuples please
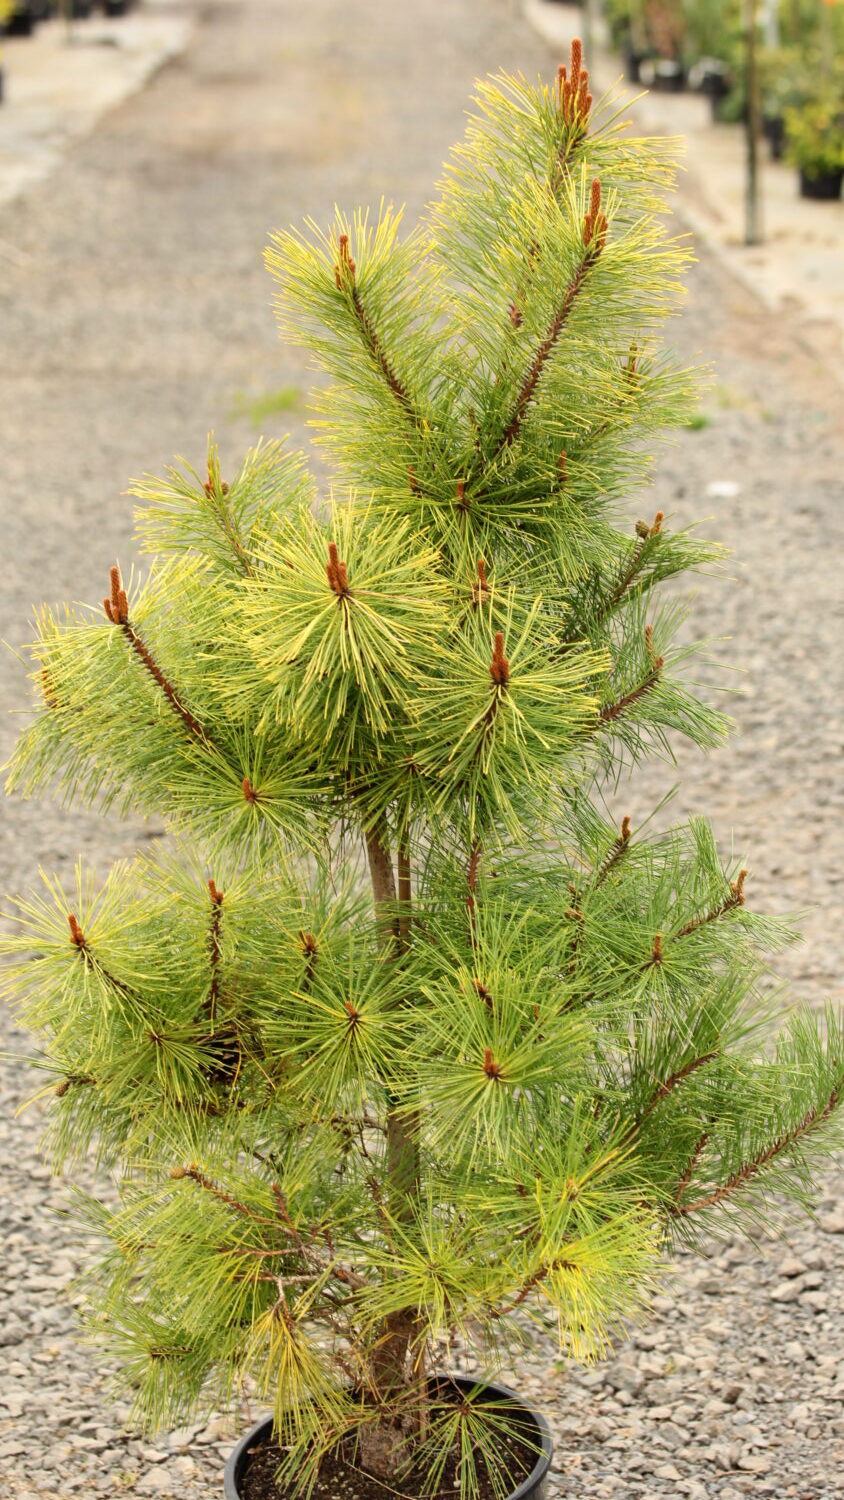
(604, 0), (654, 82)
(756, 46), (812, 158)
(640, 0), (689, 89)
(683, 0), (740, 115)
(4, 40), (844, 1500)
(785, 93), (844, 197)
(688, 55), (733, 117)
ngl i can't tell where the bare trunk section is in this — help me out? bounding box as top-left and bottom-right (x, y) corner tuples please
(398, 833), (412, 951)
(359, 819), (426, 1480)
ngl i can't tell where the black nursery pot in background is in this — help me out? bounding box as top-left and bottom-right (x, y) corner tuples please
(689, 59), (732, 121)
(641, 58), (686, 93)
(622, 39), (648, 83)
(223, 1377), (554, 1500)
(693, 59), (731, 99)
(763, 115), (786, 160)
(799, 167), (844, 200)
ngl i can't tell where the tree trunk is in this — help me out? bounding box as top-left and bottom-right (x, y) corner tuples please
(360, 819), (426, 1479)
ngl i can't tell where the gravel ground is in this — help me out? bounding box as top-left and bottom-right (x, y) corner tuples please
(0, 0), (842, 1497)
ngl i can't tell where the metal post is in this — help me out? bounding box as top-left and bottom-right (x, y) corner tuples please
(581, 0), (595, 63)
(745, 0), (763, 245)
(819, 0), (833, 85)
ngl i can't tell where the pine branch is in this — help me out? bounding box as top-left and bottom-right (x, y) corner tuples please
(466, 839), (482, 948)
(598, 668), (662, 724)
(490, 1253), (576, 1318)
(334, 234), (416, 420)
(201, 467), (255, 577)
(102, 565), (209, 744)
(597, 513), (665, 625)
(640, 1052), (718, 1123)
(676, 870), (748, 938)
(495, 211), (602, 456)
(270, 1185), (368, 1292)
(593, 816), (632, 885)
(508, 40), (594, 328)
(674, 1132), (710, 1204)
(169, 1164), (273, 1224)
(599, 626), (664, 724)
(66, 912), (137, 1003)
(672, 1088), (841, 1217)
(206, 880), (224, 1025)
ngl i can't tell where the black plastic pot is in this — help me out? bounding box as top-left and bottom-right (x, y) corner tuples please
(799, 167), (843, 201)
(622, 40), (647, 84)
(223, 1375), (554, 1500)
(691, 59), (731, 103)
(5, 6), (35, 34)
(640, 59), (686, 94)
(763, 115), (785, 160)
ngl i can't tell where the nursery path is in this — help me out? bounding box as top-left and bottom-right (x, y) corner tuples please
(0, 1), (842, 1498)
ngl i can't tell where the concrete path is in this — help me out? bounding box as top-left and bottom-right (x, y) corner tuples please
(526, 0), (844, 377)
(0, 0), (193, 210)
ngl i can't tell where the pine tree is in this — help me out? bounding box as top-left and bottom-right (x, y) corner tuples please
(3, 41), (842, 1496)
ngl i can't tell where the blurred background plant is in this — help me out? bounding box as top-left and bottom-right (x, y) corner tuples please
(600, 0), (844, 206)
(784, 92), (844, 190)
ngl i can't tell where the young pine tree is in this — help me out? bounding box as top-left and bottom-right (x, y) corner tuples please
(3, 41), (842, 1497)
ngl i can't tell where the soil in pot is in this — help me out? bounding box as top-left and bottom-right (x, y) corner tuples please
(238, 1424), (540, 1500)
(233, 1379), (549, 1500)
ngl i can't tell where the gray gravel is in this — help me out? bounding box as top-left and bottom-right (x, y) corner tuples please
(1, 0), (842, 1496)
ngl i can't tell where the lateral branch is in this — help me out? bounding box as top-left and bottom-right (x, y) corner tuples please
(676, 870), (748, 937)
(599, 513), (664, 622)
(672, 1088), (841, 1216)
(674, 1131), (710, 1204)
(203, 464), (254, 576)
(169, 1163), (272, 1223)
(496, 231), (598, 455)
(599, 625), (664, 724)
(207, 880), (224, 1025)
(491, 1253), (577, 1318)
(594, 815), (632, 884)
(640, 1051), (718, 1123)
(103, 565), (210, 743)
(333, 233), (415, 417)
(66, 912), (137, 1002)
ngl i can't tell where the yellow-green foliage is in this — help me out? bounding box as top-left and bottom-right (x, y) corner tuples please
(3, 45), (842, 1496)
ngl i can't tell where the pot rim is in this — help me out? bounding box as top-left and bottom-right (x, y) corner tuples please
(223, 1373), (553, 1500)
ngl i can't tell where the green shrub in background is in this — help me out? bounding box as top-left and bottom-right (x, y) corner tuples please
(785, 94), (844, 176)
